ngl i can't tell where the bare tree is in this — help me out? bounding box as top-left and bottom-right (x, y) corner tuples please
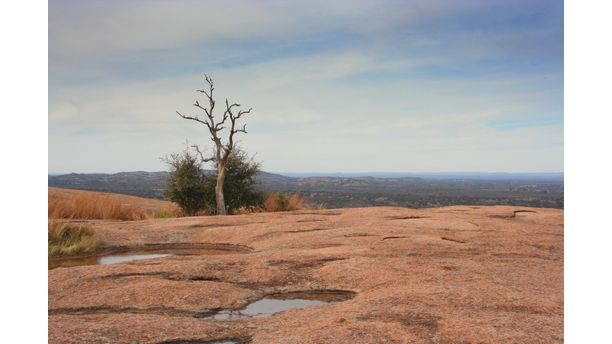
(176, 75), (253, 215)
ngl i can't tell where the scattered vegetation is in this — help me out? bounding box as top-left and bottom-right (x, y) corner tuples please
(48, 222), (100, 256)
(264, 192), (305, 212)
(49, 193), (149, 220)
(232, 192), (307, 214)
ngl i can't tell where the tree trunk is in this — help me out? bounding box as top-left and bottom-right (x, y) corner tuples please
(215, 162), (227, 215)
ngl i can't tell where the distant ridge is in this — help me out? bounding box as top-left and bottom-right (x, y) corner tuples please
(48, 171), (290, 199)
(49, 171), (563, 209)
(276, 172), (564, 180)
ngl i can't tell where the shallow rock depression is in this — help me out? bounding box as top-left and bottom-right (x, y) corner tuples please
(49, 206), (563, 344)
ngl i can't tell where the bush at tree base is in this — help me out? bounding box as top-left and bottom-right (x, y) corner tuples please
(164, 147), (265, 215)
(164, 150), (209, 216)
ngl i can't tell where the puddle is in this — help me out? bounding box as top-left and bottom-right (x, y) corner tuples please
(198, 290), (355, 320)
(489, 210), (538, 220)
(49, 244), (251, 270)
(99, 253), (172, 265)
(49, 251), (176, 270)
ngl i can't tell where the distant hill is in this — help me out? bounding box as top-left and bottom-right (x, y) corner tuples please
(48, 171), (291, 199)
(49, 171), (171, 199)
(49, 171), (564, 209)
(279, 172), (564, 180)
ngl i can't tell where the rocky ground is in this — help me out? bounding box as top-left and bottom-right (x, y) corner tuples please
(48, 206), (563, 343)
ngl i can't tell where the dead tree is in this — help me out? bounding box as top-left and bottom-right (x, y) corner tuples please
(176, 75), (252, 215)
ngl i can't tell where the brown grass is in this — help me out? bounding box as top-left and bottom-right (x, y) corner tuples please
(48, 222), (100, 256)
(48, 187), (179, 220)
(264, 192), (305, 212)
(288, 193), (305, 210)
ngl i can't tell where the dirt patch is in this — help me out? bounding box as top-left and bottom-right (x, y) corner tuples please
(387, 215), (429, 220)
(267, 257), (348, 269)
(49, 306), (195, 317)
(381, 236), (411, 241)
(358, 311), (441, 341)
(489, 209), (538, 219)
(441, 266), (461, 271)
(187, 223), (246, 229)
(140, 242), (253, 252)
(286, 227), (334, 233)
(283, 211), (342, 216)
(250, 228), (334, 242)
(344, 233), (377, 237)
(440, 236), (467, 244)
(267, 289), (356, 302)
(159, 338), (249, 344)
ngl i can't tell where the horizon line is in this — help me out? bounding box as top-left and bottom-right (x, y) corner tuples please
(48, 170), (564, 176)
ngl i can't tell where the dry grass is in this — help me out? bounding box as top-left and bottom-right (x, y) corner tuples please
(232, 205), (264, 215)
(48, 222), (100, 256)
(48, 187), (313, 219)
(263, 192), (306, 212)
(49, 193), (148, 220)
(153, 208), (177, 218)
(48, 187), (179, 220)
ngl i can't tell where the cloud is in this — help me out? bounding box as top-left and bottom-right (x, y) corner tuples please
(48, 0), (563, 173)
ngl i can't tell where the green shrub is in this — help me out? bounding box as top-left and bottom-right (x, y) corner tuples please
(164, 147), (264, 215)
(163, 150), (210, 216)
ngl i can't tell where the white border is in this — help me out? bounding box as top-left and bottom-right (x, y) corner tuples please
(565, 0), (612, 342)
(0, 0), (48, 342)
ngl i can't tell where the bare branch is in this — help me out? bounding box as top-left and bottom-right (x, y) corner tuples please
(236, 107), (253, 118)
(233, 124), (247, 134)
(176, 111), (209, 126)
(225, 99), (240, 113)
(196, 89), (211, 99)
(191, 144), (216, 163)
(193, 101), (211, 117)
(204, 74), (214, 89)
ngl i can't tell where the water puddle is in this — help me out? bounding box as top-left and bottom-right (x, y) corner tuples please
(49, 244), (252, 270)
(99, 253), (173, 265)
(198, 290), (355, 320)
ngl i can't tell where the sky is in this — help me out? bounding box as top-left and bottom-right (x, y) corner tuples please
(48, 0), (563, 174)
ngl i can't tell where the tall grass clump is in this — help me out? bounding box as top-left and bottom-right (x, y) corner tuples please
(153, 208), (182, 218)
(48, 222), (101, 256)
(264, 192), (305, 212)
(49, 194), (149, 220)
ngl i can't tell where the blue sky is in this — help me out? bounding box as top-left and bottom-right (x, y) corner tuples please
(49, 0), (563, 173)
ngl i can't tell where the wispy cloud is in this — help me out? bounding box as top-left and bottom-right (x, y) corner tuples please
(49, 0), (563, 173)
